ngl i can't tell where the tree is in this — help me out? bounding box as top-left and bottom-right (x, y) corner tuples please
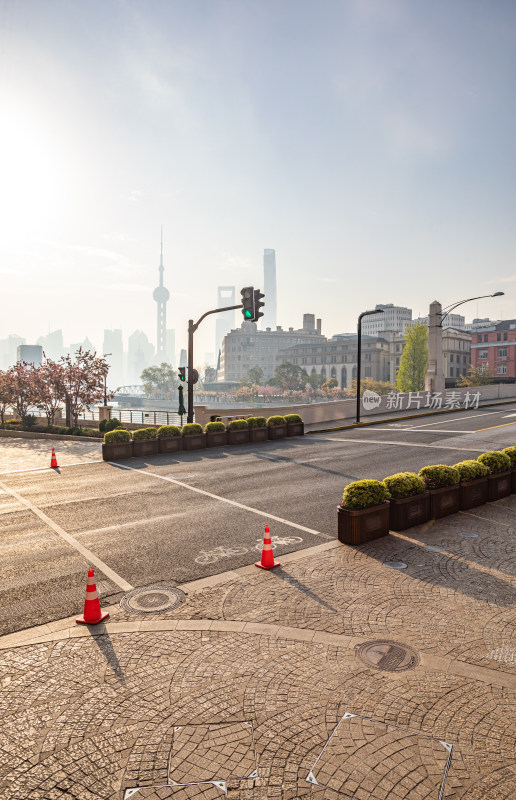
(240, 366), (264, 387)
(350, 378), (394, 397)
(396, 324), (428, 392)
(7, 362), (37, 422)
(32, 359), (66, 426)
(0, 370), (14, 427)
(141, 363), (177, 399)
(268, 362), (309, 391)
(321, 377), (338, 392)
(306, 373), (325, 390)
(60, 348), (111, 426)
(457, 366), (494, 386)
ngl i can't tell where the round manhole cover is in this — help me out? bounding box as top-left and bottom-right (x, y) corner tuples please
(121, 586), (186, 614)
(457, 531), (479, 538)
(384, 560), (407, 569)
(356, 640), (420, 672)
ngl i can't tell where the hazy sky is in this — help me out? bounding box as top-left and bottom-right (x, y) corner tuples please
(1, 0), (515, 361)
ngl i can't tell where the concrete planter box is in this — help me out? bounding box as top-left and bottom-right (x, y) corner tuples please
(206, 431), (227, 447)
(337, 502), (390, 545)
(389, 492), (430, 531)
(248, 427), (268, 443)
(268, 424), (287, 440)
(158, 437), (183, 454)
(429, 485), (461, 519)
(132, 439), (159, 458)
(102, 441), (133, 461)
(182, 433), (206, 451)
(487, 471), (512, 502)
(286, 422), (304, 437)
(459, 477), (488, 510)
(227, 429), (250, 445)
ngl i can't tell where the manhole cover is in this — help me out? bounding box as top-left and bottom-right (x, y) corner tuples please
(424, 545), (446, 552)
(121, 586), (186, 614)
(384, 560), (407, 569)
(356, 640), (420, 672)
(457, 531), (479, 538)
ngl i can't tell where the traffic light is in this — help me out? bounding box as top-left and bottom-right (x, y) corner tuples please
(191, 369), (199, 384)
(253, 289), (265, 322)
(178, 367), (186, 382)
(240, 286), (255, 320)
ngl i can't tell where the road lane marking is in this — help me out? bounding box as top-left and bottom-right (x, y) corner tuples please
(0, 460), (103, 476)
(0, 478), (133, 592)
(474, 421), (516, 432)
(353, 429), (472, 434)
(321, 438), (484, 452)
(386, 409), (512, 430)
(110, 462), (334, 540)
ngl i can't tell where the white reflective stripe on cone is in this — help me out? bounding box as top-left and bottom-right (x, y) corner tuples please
(85, 589), (99, 600)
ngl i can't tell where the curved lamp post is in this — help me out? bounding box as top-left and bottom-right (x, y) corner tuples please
(356, 308), (384, 424)
(439, 292), (504, 327)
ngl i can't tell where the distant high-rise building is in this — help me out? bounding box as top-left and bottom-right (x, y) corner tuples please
(263, 249), (277, 330)
(17, 345), (43, 366)
(153, 228), (170, 360)
(128, 331), (154, 385)
(69, 337), (94, 356)
(37, 330), (65, 361)
(165, 329), (175, 367)
(215, 287), (236, 358)
(361, 304), (412, 336)
(103, 329), (124, 389)
(179, 348), (187, 368)
(0, 334), (25, 369)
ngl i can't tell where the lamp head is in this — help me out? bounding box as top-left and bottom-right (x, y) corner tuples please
(492, 291), (504, 297)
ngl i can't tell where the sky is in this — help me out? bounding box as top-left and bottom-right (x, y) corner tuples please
(1, 0), (515, 363)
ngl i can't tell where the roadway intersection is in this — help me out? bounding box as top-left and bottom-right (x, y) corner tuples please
(1, 404), (516, 636)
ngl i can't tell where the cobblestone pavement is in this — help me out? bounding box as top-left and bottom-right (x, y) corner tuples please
(0, 438), (102, 474)
(1, 499), (516, 798)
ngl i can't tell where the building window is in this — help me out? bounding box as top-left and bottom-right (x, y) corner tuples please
(477, 335), (482, 343)
(497, 333), (502, 341)
(478, 350), (488, 359)
(450, 354), (454, 362)
(498, 348), (507, 358)
(497, 364), (507, 374)
(484, 335), (488, 342)
(504, 332), (508, 341)
(365, 366), (371, 377)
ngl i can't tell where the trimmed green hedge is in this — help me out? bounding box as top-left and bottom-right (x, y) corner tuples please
(383, 472), (426, 499)
(267, 415), (286, 427)
(502, 446), (516, 466)
(284, 413), (302, 424)
(453, 460), (489, 482)
(246, 416), (267, 428)
(341, 479), (390, 510)
(104, 428), (131, 443)
(132, 427), (157, 440)
(227, 418), (248, 430)
(182, 423), (203, 436)
(418, 465), (460, 489)
(477, 451), (511, 474)
(205, 421), (226, 433)
(157, 425), (181, 438)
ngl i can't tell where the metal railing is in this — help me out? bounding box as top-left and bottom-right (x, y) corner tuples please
(77, 409), (185, 426)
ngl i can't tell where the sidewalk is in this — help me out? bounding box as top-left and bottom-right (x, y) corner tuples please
(1, 499), (515, 798)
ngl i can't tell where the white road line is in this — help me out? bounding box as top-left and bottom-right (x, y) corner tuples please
(0, 460), (103, 476)
(355, 429), (473, 434)
(389, 409), (512, 430)
(326, 438), (484, 452)
(0, 479), (133, 592)
(110, 462), (334, 540)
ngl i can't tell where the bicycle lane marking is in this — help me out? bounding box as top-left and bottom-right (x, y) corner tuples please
(109, 462), (333, 540)
(0, 478), (133, 592)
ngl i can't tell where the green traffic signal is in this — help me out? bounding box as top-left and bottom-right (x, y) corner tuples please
(178, 367), (186, 381)
(240, 286), (255, 320)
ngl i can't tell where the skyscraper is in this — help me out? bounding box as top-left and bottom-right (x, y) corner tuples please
(153, 228), (170, 360)
(215, 287), (236, 360)
(263, 249), (277, 330)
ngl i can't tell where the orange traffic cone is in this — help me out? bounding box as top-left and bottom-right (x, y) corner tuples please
(76, 568), (109, 625)
(255, 525), (280, 570)
(50, 447), (58, 468)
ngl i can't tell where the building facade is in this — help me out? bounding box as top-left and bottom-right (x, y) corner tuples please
(16, 345), (43, 366)
(470, 320), (516, 380)
(361, 304), (412, 336)
(382, 328), (471, 385)
(215, 286), (236, 361)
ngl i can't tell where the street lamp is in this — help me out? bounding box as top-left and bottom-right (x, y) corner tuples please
(439, 292), (504, 327)
(103, 353), (112, 407)
(356, 309), (384, 424)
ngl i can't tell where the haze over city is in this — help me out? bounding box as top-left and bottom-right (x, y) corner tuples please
(1, 0), (514, 361)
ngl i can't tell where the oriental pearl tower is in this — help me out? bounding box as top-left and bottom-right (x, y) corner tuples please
(153, 228), (170, 360)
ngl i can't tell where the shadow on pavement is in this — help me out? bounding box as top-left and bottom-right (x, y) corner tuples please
(89, 627), (126, 685)
(270, 567), (339, 613)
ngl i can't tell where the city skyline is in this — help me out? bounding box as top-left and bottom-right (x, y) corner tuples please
(1, 1), (514, 359)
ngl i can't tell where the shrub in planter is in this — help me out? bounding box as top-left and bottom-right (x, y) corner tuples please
(181, 422), (205, 451)
(157, 424), (183, 453)
(132, 427), (157, 440)
(383, 472), (429, 531)
(100, 417), (122, 433)
(478, 451), (512, 501)
(338, 479), (390, 545)
(247, 416), (268, 443)
(453, 459), (489, 510)
(284, 413), (304, 437)
(204, 420), (227, 447)
(267, 415), (287, 440)
(132, 426), (158, 457)
(502, 447), (516, 492)
(227, 418), (249, 445)
(102, 427), (132, 461)
(418, 464), (460, 519)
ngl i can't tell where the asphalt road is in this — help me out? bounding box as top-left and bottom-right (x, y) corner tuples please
(1, 404), (516, 635)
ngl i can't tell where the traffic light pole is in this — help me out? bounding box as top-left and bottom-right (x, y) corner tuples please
(187, 304), (241, 424)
